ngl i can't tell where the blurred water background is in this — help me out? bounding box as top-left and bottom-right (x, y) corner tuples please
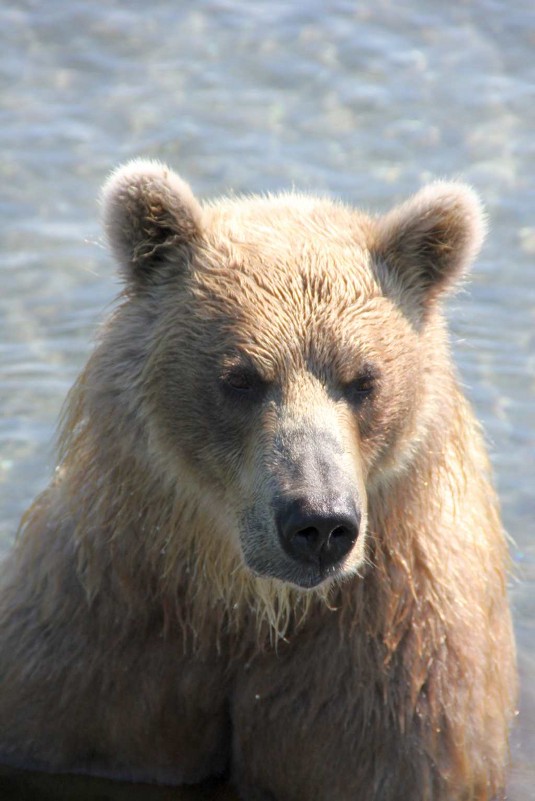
(0, 1), (533, 798)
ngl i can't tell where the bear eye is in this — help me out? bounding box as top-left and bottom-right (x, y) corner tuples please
(343, 372), (376, 406)
(220, 367), (267, 400)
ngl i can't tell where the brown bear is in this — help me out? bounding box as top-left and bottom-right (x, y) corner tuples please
(0, 160), (516, 800)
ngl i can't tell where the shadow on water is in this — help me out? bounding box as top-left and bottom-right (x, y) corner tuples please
(0, 766), (239, 801)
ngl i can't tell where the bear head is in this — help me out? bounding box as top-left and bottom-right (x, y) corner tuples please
(100, 160), (485, 592)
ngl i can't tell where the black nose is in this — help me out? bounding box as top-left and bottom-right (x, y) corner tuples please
(276, 498), (360, 570)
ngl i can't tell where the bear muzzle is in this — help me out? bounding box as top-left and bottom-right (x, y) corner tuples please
(239, 418), (367, 588)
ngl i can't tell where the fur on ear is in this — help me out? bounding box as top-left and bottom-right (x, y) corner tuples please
(101, 159), (204, 288)
(372, 181), (487, 315)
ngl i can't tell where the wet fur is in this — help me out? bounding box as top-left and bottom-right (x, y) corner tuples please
(0, 161), (516, 799)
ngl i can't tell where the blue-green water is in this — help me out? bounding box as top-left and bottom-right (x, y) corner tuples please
(0, 1), (533, 798)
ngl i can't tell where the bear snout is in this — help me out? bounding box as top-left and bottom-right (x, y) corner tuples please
(275, 497), (360, 570)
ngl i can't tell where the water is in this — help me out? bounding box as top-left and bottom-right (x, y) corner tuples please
(0, 0), (533, 798)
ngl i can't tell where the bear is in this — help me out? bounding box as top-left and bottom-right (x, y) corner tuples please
(0, 160), (516, 801)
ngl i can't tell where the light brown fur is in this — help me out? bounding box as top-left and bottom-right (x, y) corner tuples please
(0, 161), (516, 799)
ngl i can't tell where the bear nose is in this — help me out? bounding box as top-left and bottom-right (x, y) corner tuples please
(276, 498), (360, 569)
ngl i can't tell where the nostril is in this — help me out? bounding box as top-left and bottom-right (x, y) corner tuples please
(322, 524), (356, 566)
(330, 525), (349, 539)
(291, 526), (322, 557)
(295, 526), (320, 543)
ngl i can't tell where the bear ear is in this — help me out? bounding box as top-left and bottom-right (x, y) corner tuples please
(101, 159), (203, 288)
(372, 182), (487, 317)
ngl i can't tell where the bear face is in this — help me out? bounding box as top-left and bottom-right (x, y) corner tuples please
(101, 161), (485, 591)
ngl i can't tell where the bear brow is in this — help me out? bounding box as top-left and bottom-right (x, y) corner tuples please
(220, 350), (276, 382)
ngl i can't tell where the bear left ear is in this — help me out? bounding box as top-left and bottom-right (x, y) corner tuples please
(372, 182), (487, 314)
(101, 159), (204, 289)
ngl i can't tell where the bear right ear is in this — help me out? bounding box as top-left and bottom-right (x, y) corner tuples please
(101, 159), (203, 289)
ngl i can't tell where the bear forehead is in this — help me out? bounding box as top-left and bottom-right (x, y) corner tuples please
(178, 199), (410, 378)
(199, 193), (381, 306)
(205, 193), (372, 254)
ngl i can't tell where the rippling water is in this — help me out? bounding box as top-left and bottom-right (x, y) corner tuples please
(0, 1), (533, 798)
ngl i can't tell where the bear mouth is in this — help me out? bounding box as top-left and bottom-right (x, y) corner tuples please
(243, 549), (347, 590)
(285, 565), (342, 590)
